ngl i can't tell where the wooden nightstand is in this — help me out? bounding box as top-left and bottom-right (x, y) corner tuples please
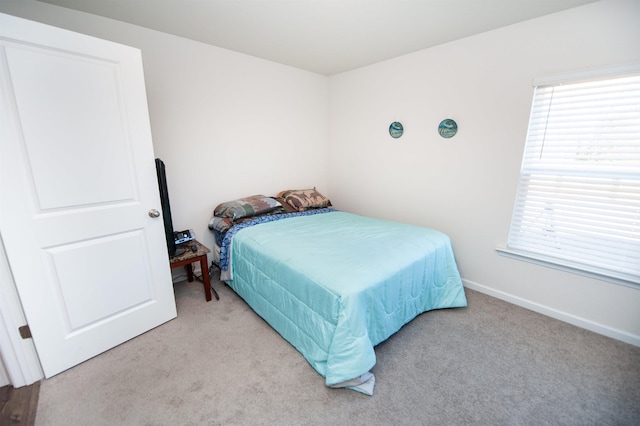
(170, 239), (219, 302)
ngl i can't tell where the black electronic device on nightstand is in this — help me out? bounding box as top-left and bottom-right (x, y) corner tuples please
(174, 229), (195, 244)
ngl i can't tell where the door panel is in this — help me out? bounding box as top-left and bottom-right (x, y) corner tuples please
(46, 231), (154, 331)
(0, 13), (177, 377)
(5, 45), (135, 210)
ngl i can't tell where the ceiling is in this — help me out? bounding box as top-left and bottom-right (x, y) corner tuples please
(38, 0), (598, 76)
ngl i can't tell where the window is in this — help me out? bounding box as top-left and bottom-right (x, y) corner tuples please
(502, 64), (640, 286)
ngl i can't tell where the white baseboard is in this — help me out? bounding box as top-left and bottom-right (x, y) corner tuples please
(462, 278), (640, 348)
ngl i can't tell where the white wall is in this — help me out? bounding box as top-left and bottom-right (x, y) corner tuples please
(0, 0), (330, 259)
(328, 0), (640, 344)
(142, 35), (329, 256)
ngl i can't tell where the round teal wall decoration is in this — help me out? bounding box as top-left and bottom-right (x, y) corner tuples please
(438, 119), (458, 138)
(389, 122), (404, 138)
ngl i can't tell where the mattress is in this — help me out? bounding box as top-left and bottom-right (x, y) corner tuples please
(221, 210), (467, 393)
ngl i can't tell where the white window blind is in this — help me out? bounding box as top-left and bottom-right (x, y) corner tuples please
(507, 70), (640, 285)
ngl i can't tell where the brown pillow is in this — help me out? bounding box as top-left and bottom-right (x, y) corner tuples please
(276, 188), (331, 212)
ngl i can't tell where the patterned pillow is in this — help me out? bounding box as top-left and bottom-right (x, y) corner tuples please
(213, 195), (282, 221)
(209, 216), (234, 233)
(276, 188), (331, 212)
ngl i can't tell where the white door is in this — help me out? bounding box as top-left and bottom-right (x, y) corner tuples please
(0, 13), (177, 377)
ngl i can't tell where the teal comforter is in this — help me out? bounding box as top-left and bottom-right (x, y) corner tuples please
(225, 210), (467, 388)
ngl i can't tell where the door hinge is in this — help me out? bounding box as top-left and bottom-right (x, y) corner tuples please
(18, 325), (32, 339)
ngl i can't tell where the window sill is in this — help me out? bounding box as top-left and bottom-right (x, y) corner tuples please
(495, 248), (640, 289)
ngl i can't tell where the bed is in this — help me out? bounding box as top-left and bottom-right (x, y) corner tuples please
(209, 190), (467, 395)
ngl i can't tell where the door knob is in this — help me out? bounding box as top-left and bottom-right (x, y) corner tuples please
(148, 209), (160, 218)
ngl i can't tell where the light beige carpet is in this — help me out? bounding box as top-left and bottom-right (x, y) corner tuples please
(35, 272), (640, 425)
